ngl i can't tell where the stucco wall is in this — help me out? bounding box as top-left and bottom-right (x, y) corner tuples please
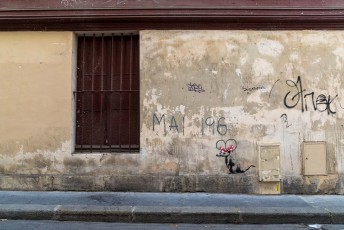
(0, 31), (343, 194)
(140, 30), (344, 194)
(0, 32), (76, 188)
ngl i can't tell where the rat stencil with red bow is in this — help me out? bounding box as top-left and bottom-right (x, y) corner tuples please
(216, 139), (255, 174)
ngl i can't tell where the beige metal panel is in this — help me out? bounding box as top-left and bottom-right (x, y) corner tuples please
(258, 144), (281, 182)
(303, 142), (327, 175)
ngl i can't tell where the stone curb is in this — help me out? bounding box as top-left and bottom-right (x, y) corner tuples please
(0, 204), (343, 224)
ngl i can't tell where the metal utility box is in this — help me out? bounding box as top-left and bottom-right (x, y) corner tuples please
(303, 142), (327, 175)
(258, 144), (281, 182)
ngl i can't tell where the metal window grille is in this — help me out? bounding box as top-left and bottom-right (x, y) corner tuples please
(75, 34), (140, 153)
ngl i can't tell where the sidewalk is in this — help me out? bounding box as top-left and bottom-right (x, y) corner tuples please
(0, 191), (343, 224)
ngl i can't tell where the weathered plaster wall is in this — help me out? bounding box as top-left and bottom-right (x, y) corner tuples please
(0, 31), (343, 194)
(140, 30), (344, 194)
(0, 32), (74, 176)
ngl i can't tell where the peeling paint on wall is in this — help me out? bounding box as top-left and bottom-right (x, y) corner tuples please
(140, 30), (344, 193)
(0, 30), (343, 193)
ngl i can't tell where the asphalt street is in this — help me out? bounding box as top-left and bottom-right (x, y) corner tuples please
(1, 221), (344, 230)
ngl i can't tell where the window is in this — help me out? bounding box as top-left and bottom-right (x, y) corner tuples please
(75, 34), (140, 152)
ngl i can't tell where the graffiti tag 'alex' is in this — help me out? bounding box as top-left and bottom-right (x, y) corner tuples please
(284, 76), (338, 115)
(153, 113), (230, 136)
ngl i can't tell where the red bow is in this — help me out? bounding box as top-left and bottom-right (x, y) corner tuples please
(218, 145), (234, 155)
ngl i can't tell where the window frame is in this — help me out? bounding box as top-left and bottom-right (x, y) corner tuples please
(73, 32), (140, 153)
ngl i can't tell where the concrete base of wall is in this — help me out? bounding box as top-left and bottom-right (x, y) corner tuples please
(282, 175), (343, 194)
(0, 174), (342, 194)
